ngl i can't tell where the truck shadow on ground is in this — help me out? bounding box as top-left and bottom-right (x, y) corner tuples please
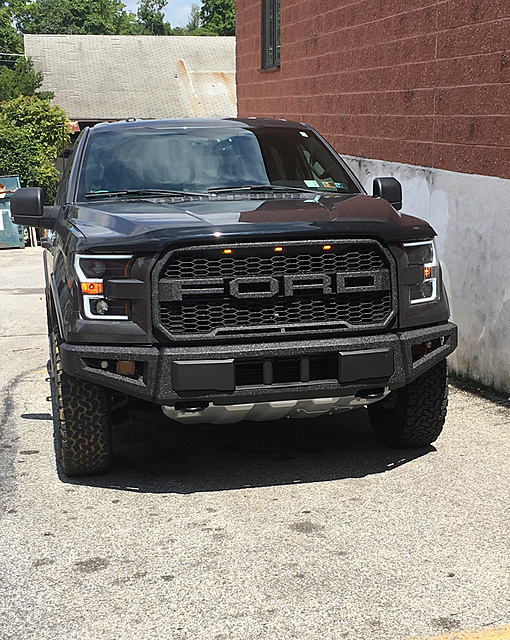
(63, 404), (434, 494)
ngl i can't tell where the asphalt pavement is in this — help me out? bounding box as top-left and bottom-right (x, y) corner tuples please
(1, 248), (509, 640)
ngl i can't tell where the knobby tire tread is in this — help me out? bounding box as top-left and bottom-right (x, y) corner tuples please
(368, 359), (448, 448)
(50, 324), (112, 476)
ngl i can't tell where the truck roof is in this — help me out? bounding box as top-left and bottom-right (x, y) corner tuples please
(91, 117), (312, 132)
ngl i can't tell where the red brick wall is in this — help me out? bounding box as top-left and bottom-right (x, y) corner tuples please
(235, 0), (510, 179)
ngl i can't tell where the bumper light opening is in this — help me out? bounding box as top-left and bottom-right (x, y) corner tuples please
(116, 360), (136, 375)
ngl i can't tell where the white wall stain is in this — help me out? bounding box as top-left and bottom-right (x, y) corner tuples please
(345, 156), (510, 394)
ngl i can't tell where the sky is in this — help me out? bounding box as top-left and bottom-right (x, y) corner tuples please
(123, 1), (196, 28)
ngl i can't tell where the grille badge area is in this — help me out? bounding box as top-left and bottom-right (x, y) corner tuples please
(159, 269), (390, 301)
(153, 240), (396, 341)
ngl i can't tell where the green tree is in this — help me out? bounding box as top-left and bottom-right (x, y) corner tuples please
(136, 0), (170, 35)
(17, 0), (139, 35)
(197, 0), (234, 36)
(0, 56), (53, 101)
(184, 3), (200, 33)
(1, 3), (53, 100)
(0, 4), (23, 57)
(0, 95), (71, 202)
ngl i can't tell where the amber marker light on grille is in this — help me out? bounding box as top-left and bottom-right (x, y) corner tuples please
(81, 282), (103, 295)
(424, 266), (432, 279)
(322, 244), (332, 250)
(222, 248), (233, 254)
(273, 246), (284, 252)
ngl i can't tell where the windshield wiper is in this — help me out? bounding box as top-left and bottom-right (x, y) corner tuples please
(84, 189), (206, 199)
(208, 184), (336, 194)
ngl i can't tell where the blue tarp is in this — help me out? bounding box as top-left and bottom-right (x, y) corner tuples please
(0, 176), (24, 249)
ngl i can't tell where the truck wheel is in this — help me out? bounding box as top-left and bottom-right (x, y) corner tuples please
(368, 360), (448, 448)
(49, 323), (112, 476)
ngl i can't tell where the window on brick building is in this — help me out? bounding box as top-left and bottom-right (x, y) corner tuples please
(261, 0), (280, 69)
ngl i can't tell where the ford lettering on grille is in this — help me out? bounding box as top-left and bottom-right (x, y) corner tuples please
(160, 270), (390, 301)
(153, 240), (397, 341)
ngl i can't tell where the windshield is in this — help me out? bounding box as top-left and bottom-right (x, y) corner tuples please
(76, 124), (359, 200)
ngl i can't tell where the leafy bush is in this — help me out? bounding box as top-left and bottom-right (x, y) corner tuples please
(0, 57), (53, 102)
(0, 95), (71, 203)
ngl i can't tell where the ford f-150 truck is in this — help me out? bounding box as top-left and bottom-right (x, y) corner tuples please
(11, 118), (457, 476)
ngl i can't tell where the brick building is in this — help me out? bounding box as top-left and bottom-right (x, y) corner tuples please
(235, 0), (510, 392)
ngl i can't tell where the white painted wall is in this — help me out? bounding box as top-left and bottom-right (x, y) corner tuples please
(344, 156), (510, 394)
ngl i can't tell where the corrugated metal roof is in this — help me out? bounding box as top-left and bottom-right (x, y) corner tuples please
(24, 34), (236, 121)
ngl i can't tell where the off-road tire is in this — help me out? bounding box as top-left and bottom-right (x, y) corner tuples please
(49, 322), (112, 476)
(368, 359), (448, 448)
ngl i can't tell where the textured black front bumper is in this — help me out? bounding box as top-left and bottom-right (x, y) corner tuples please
(60, 322), (457, 405)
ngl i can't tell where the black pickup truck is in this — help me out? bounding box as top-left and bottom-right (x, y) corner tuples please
(11, 117), (457, 476)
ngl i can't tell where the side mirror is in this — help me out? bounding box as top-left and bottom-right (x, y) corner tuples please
(10, 187), (58, 229)
(372, 177), (402, 210)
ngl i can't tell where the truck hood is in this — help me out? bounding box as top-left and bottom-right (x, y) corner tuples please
(66, 192), (436, 252)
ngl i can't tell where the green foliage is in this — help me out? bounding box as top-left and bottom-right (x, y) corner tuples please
(0, 5), (23, 56)
(17, 0), (139, 35)
(0, 56), (53, 101)
(196, 0), (235, 36)
(2, 0), (236, 38)
(0, 5), (53, 104)
(135, 0), (190, 35)
(11, 0), (197, 36)
(137, 0), (170, 35)
(184, 3), (201, 33)
(0, 95), (71, 202)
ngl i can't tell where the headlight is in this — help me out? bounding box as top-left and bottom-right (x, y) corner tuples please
(75, 254), (133, 320)
(403, 240), (438, 304)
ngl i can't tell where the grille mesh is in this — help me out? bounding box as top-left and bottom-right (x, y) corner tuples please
(155, 241), (394, 340)
(160, 292), (391, 334)
(161, 249), (385, 279)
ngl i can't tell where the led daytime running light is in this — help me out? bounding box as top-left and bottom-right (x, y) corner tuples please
(75, 254), (133, 320)
(403, 240), (439, 305)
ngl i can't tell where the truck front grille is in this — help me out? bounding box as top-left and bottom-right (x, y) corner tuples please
(153, 240), (396, 342)
(162, 249), (385, 279)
